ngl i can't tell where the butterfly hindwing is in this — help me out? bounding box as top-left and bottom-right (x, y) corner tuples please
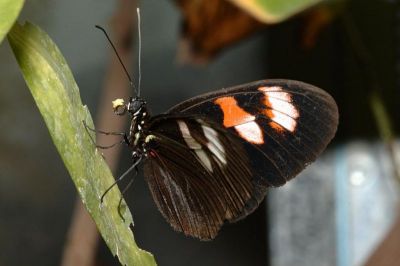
(143, 117), (255, 240)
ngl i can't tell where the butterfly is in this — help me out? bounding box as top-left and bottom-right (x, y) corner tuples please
(100, 79), (338, 240)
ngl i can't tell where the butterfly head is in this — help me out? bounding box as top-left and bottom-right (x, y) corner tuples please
(112, 97), (146, 116)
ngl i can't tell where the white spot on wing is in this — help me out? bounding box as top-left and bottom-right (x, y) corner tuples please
(267, 97), (299, 118)
(270, 111), (297, 131)
(177, 120), (213, 172)
(234, 121), (263, 144)
(195, 150), (213, 172)
(259, 86), (299, 132)
(259, 86), (292, 100)
(202, 125), (227, 165)
(177, 120), (201, 149)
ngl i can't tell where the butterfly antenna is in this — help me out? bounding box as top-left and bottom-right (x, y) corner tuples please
(136, 8), (142, 97)
(95, 25), (136, 92)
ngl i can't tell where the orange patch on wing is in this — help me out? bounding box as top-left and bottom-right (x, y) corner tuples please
(214, 97), (255, 128)
(269, 121), (284, 132)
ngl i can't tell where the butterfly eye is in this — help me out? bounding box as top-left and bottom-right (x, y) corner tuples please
(128, 99), (144, 115)
(112, 98), (127, 115)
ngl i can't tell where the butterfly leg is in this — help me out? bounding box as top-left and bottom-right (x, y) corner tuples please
(82, 120), (130, 149)
(117, 166), (138, 221)
(100, 156), (142, 206)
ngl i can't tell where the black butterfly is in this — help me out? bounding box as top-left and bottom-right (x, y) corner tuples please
(95, 79), (338, 240)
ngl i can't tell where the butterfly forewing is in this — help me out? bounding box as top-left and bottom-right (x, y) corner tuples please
(167, 79), (338, 183)
(143, 79), (338, 240)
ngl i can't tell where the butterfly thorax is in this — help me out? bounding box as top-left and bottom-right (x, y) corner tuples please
(128, 104), (150, 149)
(112, 96), (150, 158)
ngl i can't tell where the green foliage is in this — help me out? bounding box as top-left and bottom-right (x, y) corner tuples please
(8, 22), (156, 266)
(257, 0), (322, 21)
(229, 0), (326, 23)
(0, 0), (24, 43)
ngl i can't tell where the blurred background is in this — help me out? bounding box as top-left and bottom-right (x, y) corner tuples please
(0, 0), (399, 265)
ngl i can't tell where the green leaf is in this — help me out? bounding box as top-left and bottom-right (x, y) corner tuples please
(8, 22), (156, 266)
(228, 0), (325, 23)
(0, 0), (24, 44)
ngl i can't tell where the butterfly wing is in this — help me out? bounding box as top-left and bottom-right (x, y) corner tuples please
(168, 79), (338, 185)
(143, 79), (338, 239)
(143, 117), (255, 240)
